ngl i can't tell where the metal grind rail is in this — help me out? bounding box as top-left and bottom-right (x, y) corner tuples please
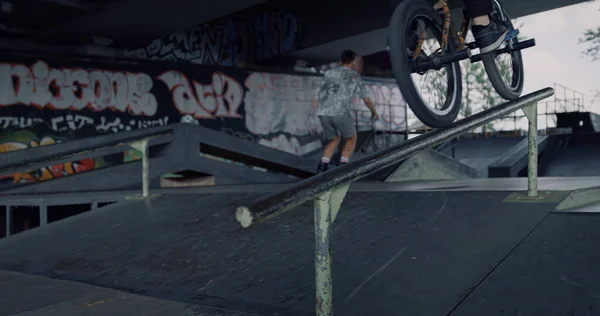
(235, 87), (555, 316)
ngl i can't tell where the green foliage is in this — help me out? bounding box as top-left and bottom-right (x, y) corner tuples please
(457, 18), (522, 125)
(592, 89), (600, 104)
(579, 2), (600, 61)
(580, 27), (600, 61)
(461, 59), (502, 132)
(579, 4), (599, 105)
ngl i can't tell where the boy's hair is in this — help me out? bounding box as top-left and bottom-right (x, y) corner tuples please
(340, 50), (357, 64)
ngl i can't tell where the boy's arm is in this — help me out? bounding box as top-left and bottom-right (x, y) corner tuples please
(363, 97), (379, 119)
(353, 75), (379, 119)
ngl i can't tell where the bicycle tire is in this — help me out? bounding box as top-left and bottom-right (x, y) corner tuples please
(481, 1), (524, 100)
(389, 0), (462, 128)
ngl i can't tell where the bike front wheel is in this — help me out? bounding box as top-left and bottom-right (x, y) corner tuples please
(389, 0), (462, 128)
(481, 0), (525, 100)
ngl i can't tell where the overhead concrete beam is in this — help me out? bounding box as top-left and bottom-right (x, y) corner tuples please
(39, 0), (94, 11)
(293, 0), (589, 61)
(41, 0), (268, 46)
(294, 28), (389, 61)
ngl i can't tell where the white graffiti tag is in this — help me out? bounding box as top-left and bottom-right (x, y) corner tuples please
(0, 61), (158, 116)
(244, 72), (323, 136)
(157, 70), (243, 119)
(0, 116), (44, 129)
(51, 114), (94, 132)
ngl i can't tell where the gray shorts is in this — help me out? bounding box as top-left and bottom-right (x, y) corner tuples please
(319, 113), (356, 140)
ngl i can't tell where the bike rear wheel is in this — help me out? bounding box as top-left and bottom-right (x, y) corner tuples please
(481, 0), (524, 100)
(389, 0), (462, 128)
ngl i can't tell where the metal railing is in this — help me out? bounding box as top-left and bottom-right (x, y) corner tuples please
(234, 87), (554, 316)
(1, 128), (172, 238)
(349, 82), (585, 142)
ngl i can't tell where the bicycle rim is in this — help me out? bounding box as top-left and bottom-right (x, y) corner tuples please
(390, 0), (462, 128)
(481, 0), (525, 100)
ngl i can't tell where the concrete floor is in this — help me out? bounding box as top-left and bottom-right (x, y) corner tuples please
(1, 189), (599, 315)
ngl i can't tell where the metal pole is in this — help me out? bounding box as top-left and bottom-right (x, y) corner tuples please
(404, 101), (409, 141)
(522, 103), (538, 197)
(40, 203), (48, 226)
(313, 184), (349, 316)
(142, 141), (149, 197)
(315, 191), (333, 316)
(130, 139), (150, 198)
(5, 206), (12, 237)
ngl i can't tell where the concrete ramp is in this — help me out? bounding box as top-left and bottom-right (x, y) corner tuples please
(554, 186), (600, 213)
(542, 133), (600, 177)
(451, 137), (524, 177)
(385, 148), (478, 182)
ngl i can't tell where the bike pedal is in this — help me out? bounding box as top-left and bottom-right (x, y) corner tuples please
(505, 29), (520, 41)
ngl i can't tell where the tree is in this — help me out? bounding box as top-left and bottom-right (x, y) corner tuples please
(580, 27), (600, 61)
(457, 19), (526, 134)
(579, 3), (599, 105)
(579, 0), (600, 62)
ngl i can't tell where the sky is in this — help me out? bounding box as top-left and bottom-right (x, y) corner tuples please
(518, 0), (600, 113)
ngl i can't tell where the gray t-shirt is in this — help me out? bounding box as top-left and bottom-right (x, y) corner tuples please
(316, 66), (367, 116)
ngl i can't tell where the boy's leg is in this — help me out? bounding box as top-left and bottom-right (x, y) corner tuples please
(340, 135), (357, 164)
(463, 0), (509, 54)
(318, 116), (341, 173)
(331, 113), (357, 164)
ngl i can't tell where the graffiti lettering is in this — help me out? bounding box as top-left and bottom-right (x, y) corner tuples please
(97, 117), (123, 133)
(97, 116), (170, 133)
(0, 116), (44, 129)
(126, 26), (224, 65)
(51, 114), (94, 132)
(0, 61), (158, 116)
(125, 12), (299, 67)
(244, 72), (322, 136)
(254, 12), (298, 61)
(158, 71), (243, 119)
(133, 116), (170, 129)
(352, 82), (406, 130)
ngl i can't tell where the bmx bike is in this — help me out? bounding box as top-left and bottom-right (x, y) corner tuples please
(389, 0), (536, 127)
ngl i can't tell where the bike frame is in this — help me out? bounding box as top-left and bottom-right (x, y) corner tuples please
(411, 0), (535, 72)
(414, 0), (469, 60)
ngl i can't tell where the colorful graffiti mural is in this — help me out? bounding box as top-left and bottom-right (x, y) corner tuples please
(125, 11), (300, 67)
(0, 53), (407, 183)
(0, 129), (141, 184)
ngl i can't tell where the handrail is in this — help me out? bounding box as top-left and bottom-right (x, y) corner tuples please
(0, 134), (174, 179)
(0, 124), (175, 170)
(235, 87), (555, 228)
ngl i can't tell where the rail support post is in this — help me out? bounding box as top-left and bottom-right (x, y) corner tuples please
(130, 139), (150, 198)
(5, 206), (12, 238)
(314, 184), (350, 316)
(522, 102), (538, 197)
(39, 203), (48, 227)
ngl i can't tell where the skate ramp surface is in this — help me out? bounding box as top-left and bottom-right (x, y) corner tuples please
(543, 133), (600, 177)
(451, 137), (524, 177)
(2, 188), (600, 315)
(386, 148), (478, 182)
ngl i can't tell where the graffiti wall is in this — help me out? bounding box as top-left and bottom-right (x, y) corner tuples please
(0, 129), (140, 184)
(0, 54), (407, 183)
(125, 11), (300, 68)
